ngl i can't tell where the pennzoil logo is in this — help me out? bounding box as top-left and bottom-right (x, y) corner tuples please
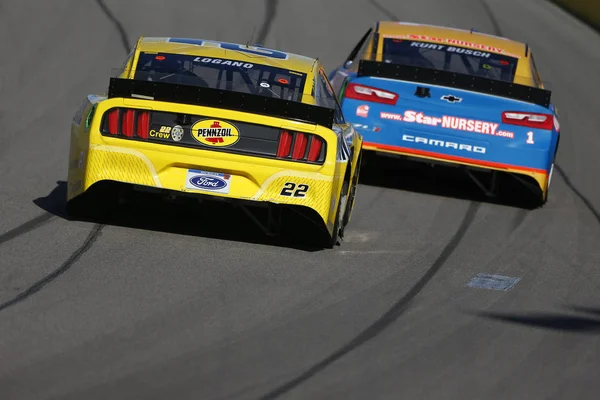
(191, 119), (240, 147)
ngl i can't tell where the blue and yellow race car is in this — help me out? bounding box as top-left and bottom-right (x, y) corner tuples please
(329, 22), (560, 206)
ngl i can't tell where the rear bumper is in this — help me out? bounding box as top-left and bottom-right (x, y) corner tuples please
(363, 141), (549, 192)
(67, 139), (338, 229)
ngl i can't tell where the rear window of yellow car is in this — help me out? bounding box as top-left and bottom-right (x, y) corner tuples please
(133, 52), (308, 102)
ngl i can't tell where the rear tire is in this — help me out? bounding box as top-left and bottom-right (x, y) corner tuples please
(538, 162), (554, 207)
(342, 150), (362, 228)
(323, 197), (342, 249)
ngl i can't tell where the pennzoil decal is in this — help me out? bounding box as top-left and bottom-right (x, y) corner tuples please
(191, 119), (240, 147)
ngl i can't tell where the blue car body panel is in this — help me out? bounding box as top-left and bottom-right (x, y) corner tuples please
(329, 70), (560, 175)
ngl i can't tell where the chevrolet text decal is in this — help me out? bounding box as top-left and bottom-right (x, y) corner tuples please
(402, 134), (486, 154)
(380, 111), (515, 139)
(385, 35), (521, 58)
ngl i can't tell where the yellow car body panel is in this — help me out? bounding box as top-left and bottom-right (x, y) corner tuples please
(347, 22), (539, 88)
(376, 22), (527, 57)
(67, 38), (363, 239)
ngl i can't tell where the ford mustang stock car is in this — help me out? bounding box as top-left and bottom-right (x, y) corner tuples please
(67, 37), (363, 247)
(329, 22), (560, 206)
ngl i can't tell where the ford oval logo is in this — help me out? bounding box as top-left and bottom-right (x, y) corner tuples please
(189, 175), (227, 190)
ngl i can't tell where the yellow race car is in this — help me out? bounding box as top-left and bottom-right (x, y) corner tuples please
(67, 37), (363, 247)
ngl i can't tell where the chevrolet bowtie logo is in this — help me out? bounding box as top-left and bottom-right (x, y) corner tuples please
(441, 95), (462, 103)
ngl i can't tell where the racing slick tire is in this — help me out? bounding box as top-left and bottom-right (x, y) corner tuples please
(342, 151), (362, 229)
(323, 156), (357, 248)
(539, 162), (554, 207)
(323, 195), (343, 249)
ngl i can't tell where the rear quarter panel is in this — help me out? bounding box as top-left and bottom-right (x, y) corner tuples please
(70, 96), (345, 232)
(339, 74), (559, 175)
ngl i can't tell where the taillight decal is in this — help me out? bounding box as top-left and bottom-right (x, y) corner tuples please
(121, 109), (135, 137)
(136, 111), (150, 139)
(307, 136), (323, 162)
(104, 108), (152, 139)
(345, 83), (398, 105)
(108, 109), (120, 135)
(277, 130), (293, 158)
(291, 132), (308, 160)
(276, 129), (325, 163)
(502, 111), (554, 130)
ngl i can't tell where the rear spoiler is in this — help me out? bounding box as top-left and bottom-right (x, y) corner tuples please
(107, 78), (335, 128)
(357, 60), (552, 108)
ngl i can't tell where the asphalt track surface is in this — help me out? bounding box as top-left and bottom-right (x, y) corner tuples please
(1, 1), (600, 399)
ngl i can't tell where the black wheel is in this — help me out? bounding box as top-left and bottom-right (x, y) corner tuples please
(542, 162), (554, 205)
(517, 162), (553, 209)
(342, 150), (362, 229)
(323, 197), (343, 249)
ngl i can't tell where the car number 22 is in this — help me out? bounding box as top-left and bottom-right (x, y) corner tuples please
(280, 183), (309, 198)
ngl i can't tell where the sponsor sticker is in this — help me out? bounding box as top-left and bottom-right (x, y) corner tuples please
(192, 56), (253, 69)
(171, 125), (184, 142)
(379, 112), (403, 121)
(409, 41), (492, 58)
(185, 169), (231, 194)
(191, 119), (240, 147)
(380, 110), (514, 139)
(401, 133), (487, 154)
(385, 34), (522, 58)
(356, 104), (369, 118)
(149, 126), (174, 139)
(352, 123), (381, 132)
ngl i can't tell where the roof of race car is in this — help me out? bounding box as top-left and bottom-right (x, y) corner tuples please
(136, 37), (318, 74)
(376, 22), (528, 58)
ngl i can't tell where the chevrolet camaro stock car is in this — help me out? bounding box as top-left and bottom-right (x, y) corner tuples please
(67, 37), (363, 248)
(329, 22), (560, 206)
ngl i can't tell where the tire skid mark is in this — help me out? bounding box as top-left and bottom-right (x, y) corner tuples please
(555, 165), (600, 225)
(0, 0), (132, 313)
(509, 208), (528, 234)
(368, 0), (399, 20)
(0, 212), (55, 246)
(95, 0), (132, 53)
(0, 224), (104, 313)
(480, 0), (600, 226)
(259, 202), (480, 399)
(256, 0), (278, 44)
(480, 0), (503, 37)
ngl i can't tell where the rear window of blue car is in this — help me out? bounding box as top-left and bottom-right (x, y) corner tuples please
(133, 52), (307, 102)
(381, 38), (519, 82)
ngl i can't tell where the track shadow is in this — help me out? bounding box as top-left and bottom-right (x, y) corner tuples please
(33, 181), (69, 219)
(33, 181), (327, 252)
(358, 152), (541, 209)
(472, 306), (600, 334)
